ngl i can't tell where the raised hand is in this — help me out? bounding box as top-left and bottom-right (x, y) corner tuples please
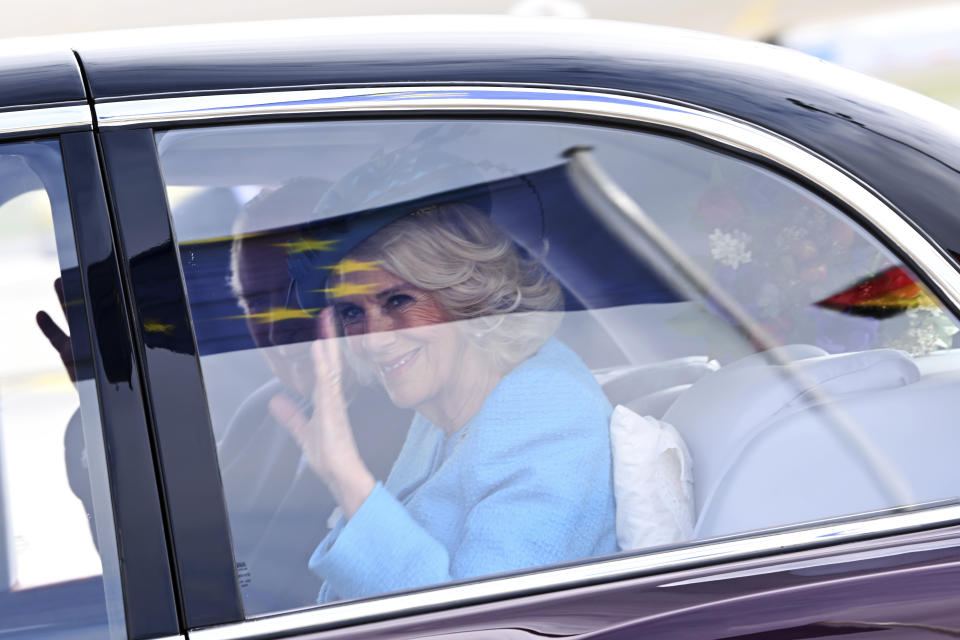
(35, 277), (76, 385)
(269, 306), (375, 518)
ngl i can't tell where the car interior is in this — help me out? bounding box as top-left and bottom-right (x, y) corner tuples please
(153, 117), (960, 612)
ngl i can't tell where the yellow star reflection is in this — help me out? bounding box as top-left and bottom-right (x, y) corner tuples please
(311, 282), (379, 299)
(226, 307), (321, 324)
(275, 238), (339, 254)
(143, 319), (176, 335)
(322, 259), (381, 276)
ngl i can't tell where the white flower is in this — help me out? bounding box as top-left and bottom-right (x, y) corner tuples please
(890, 324), (941, 357)
(709, 228), (753, 269)
(775, 225), (805, 251)
(888, 308), (959, 356)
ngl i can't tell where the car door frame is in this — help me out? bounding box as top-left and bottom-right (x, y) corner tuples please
(0, 98), (182, 638)
(93, 84), (960, 639)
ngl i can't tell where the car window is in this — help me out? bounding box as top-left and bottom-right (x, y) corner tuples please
(0, 139), (125, 639)
(156, 119), (960, 617)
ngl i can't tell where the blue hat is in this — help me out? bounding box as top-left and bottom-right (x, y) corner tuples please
(287, 179), (498, 310)
(286, 147), (507, 310)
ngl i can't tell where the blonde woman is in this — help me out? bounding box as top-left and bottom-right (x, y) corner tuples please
(273, 203), (617, 602)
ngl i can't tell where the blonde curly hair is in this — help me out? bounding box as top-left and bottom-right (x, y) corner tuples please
(342, 202), (563, 374)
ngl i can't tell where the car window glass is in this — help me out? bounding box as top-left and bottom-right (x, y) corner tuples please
(0, 140), (125, 639)
(156, 119), (960, 617)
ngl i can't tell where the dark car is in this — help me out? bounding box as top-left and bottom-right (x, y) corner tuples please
(3, 15), (960, 640)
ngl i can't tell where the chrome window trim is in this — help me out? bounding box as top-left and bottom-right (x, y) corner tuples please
(0, 104), (91, 135)
(114, 87), (960, 637)
(98, 86), (960, 311)
(188, 503), (960, 640)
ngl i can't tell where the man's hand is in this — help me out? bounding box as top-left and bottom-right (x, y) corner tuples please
(35, 277), (76, 384)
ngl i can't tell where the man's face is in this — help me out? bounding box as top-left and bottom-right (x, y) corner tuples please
(236, 239), (317, 396)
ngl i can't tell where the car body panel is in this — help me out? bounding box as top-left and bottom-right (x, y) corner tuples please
(0, 51), (89, 142)
(71, 17), (960, 260)
(0, 48), (85, 109)
(98, 128), (244, 629)
(87, 83), (960, 637)
(60, 131), (182, 639)
(192, 523), (960, 640)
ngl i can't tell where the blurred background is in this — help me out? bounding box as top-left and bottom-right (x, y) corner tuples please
(6, 0), (960, 105)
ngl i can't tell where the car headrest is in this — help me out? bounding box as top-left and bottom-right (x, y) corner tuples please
(694, 368), (960, 538)
(663, 346), (920, 511)
(600, 356), (718, 407)
(722, 344), (828, 370)
(625, 384), (692, 420)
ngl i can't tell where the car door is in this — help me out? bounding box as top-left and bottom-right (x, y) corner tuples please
(91, 84), (960, 640)
(0, 52), (180, 640)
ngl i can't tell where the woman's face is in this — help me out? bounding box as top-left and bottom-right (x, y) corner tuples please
(332, 265), (466, 414)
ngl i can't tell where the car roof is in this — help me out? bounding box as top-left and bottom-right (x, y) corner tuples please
(0, 49), (85, 109)
(3, 16), (960, 256)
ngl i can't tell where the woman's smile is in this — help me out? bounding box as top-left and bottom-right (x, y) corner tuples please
(378, 347), (421, 377)
(332, 267), (467, 419)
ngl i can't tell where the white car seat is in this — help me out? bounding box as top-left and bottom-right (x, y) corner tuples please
(660, 345), (929, 538)
(694, 368), (960, 537)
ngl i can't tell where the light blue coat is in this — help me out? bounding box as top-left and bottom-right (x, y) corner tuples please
(310, 339), (617, 602)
